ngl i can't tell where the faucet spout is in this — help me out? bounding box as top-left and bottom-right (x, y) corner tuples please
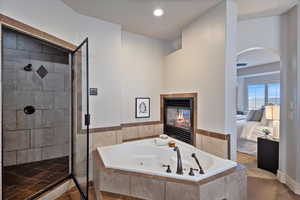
(173, 146), (183, 175)
(191, 153), (205, 174)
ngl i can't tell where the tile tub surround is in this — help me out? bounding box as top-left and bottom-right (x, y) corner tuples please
(93, 149), (247, 200)
(196, 129), (230, 159)
(89, 122), (229, 161)
(2, 28), (70, 166)
(96, 138), (237, 182)
(89, 122), (164, 149)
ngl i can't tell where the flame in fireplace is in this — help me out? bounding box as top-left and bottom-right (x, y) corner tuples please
(177, 111), (184, 121)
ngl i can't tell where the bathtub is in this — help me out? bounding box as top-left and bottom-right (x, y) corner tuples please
(94, 137), (246, 200)
(96, 137), (237, 182)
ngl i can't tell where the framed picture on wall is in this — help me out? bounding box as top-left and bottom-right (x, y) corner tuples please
(135, 97), (150, 118)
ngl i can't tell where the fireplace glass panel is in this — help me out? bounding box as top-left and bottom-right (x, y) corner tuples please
(166, 107), (191, 130)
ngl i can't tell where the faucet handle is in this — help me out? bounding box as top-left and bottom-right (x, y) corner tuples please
(162, 164), (172, 173)
(188, 168), (199, 176)
(199, 168), (205, 174)
(191, 153), (205, 174)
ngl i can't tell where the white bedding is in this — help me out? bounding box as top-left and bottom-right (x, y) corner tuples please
(237, 119), (246, 138)
(237, 115), (274, 155)
(237, 114), (247, 121)
(240, 121), (273, 142)
(237, 139), (257, 155)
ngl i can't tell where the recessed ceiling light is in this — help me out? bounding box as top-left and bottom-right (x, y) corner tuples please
(153, 8), (164, 17)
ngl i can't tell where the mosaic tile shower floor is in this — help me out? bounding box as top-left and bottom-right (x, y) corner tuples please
(3, 156), (69, 200)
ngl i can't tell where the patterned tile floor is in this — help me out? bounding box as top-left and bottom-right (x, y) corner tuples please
(3, 156), (69, 200)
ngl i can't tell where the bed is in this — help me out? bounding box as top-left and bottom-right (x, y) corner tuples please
(237, 112), (273, 155)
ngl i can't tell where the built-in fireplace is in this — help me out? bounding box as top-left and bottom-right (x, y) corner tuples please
(163, 98), (194, 144)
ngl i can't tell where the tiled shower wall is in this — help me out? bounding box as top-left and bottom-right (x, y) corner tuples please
(2, 28), (70, 166)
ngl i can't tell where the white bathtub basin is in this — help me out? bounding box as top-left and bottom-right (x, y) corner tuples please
(97, 137), (237, 182)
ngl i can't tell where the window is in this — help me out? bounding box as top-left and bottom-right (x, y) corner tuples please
(248, 85), (265, 110)
(267, 83), (280, 105)
(247, 82), (280, 110)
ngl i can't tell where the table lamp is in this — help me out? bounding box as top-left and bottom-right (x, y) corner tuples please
(265, 105), (280, 139)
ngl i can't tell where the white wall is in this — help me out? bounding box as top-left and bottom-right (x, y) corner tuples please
(225, 0), (238, 160)
(121, 31), (169, 123)
(237, 62), (280, 77)
(244, 73), (280, 86)
(238, 16), (280, 52)
(164, 0), (237, 134)
(164, 0), (237, 159)
(163, 0), (238, 160)
(237, 77), (245, 111)
(279, 5), (300, 193)
(164, 2), (226, 133)
(237, 48), (280, 67)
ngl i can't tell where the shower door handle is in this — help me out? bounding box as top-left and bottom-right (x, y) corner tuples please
(84, 114), (90, 126)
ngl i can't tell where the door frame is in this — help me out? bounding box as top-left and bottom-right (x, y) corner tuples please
(71, 37), (90, 200)
(0, 14), (77, 51)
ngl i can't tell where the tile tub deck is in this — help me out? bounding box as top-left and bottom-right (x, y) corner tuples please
(93, 151), (247, 200)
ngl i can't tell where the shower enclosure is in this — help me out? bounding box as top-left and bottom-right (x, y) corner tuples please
(1, 26), (90, 200)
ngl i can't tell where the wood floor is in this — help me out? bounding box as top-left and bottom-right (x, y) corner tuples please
(237, 152), (300, 200)
(56, 153), (300, 200)
(56, 187), (140, 200)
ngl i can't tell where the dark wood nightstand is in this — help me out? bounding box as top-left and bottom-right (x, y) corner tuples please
(257, 137), (279, 174)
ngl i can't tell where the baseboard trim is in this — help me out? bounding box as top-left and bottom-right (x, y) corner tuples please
(89, 121), (163, 133)
(277, 170), (286, 183)
(196, 129), (230, 141)
(277, 170), (300, 195)
(123, 135), (160, 143)
(37, 179), (74, 200)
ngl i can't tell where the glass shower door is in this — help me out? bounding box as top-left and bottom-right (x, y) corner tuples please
(71, 38), (90, 200)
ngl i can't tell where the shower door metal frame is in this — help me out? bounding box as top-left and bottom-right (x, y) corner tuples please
(71, 37), (90, 200)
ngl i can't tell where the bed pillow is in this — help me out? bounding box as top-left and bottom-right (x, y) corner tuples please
(260, 110), (268, 126)
(250, 109), (264, 122)
(247, 110), (255, 121)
